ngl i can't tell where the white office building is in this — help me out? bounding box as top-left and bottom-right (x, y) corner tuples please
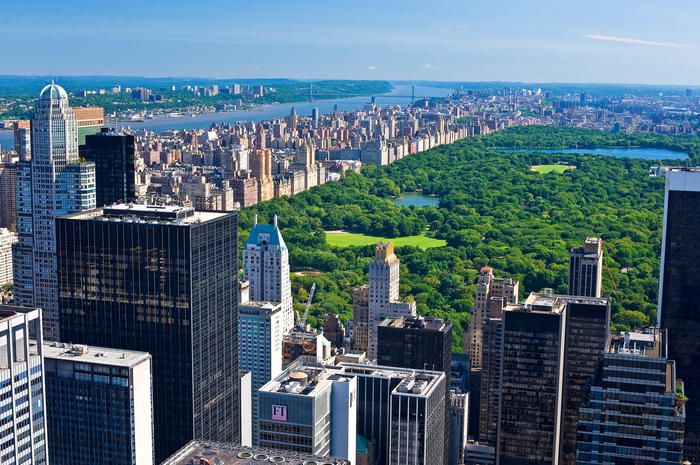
(0, 229), (17, 286)
(12, 83), (96, 341)
(0, 305), (48, 465)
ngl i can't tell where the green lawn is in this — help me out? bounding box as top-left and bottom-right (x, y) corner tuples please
(326, 231), (446, 249)
(530, 164), (576, 174)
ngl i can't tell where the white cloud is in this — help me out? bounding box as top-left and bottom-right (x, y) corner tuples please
(583, 34), (681, 48)
(367, 65), (376, 70)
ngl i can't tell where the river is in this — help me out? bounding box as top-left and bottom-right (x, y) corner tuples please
(0, 83), (452, 149)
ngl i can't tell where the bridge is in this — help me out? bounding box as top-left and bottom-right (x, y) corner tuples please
(306, 83), (418, 103)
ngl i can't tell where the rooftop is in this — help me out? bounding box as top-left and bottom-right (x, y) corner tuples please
(378, 316), (450, 332)
(43, 342), (151, 368)
(608, 328), (665, 358)
(246, 215), (286, 251)
(508, 290), (566, 314)
(162, 441), (350, 465)
(262, 358), (444, 398)
(62, 204), (229, 225)
(239, 301), (284, 316)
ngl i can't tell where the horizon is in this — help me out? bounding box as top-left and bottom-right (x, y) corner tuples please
(2, 74), (700, 89)
(3, 0), (700, 85)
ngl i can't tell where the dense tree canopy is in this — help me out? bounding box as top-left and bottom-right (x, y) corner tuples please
(240, 126), (700, 351)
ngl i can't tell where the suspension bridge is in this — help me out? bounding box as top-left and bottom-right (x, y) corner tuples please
(306, 83), (418, 103)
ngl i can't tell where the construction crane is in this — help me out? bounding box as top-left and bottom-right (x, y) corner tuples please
(297, 283), (316, 330)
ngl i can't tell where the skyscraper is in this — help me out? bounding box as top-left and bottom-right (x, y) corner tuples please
(343, 361), (447, 465)
(242, 215), (294, 328)
(258, 359), (357, 463)
(0, 304), (48, 465)
(560, 295), (610, 465)
(0, 153), (17, 231)
(80, 128), (136, 206)
(478, 296), (506, 446)
(658, 167), (700, 461)
(239, 301), (289, 444)
(57, 204), (240, 462)
(43, 343), (154, 465)
(497, 291), (567, 465)
(0, 229), (17, 286)
(13, 83), (96, 341)
(465, 267), (518, 368)
(568, 237), (603, 298)
(366, 242), (416, 361)
(576, 329), (685, 465)
(378, 316), (452, 377)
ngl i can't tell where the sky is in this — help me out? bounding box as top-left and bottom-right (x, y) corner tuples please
(2, 0), (700, 85)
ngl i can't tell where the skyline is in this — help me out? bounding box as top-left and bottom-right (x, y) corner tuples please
(3, 0), (700, 85)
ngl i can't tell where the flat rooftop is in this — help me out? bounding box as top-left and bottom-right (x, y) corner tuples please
(261, 358), (444, 398)
(62, 204), (229, 225)
(43, 342), (151, 368)
(507, 291), (566, 314)
(239, 301), (284, 315)
(378, 316), (450, 332)
(608, 328), (665, 358)
(162, 441), (350, 465)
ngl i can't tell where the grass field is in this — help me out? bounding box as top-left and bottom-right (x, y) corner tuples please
(530, 164), (576, 174)
(326, 231), (446, 249)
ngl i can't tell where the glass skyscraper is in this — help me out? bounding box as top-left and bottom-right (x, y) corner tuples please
(12, 83), (96, 341)
(56, 204), (239, 463)
(658, 168), (700, 462)
(43, 343), (154, 465)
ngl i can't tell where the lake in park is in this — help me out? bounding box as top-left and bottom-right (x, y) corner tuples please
(503, 147), (688, 160)
(393, 193), (440, 208)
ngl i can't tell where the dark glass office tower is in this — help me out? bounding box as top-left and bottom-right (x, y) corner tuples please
(57, 204), (239, 463)
(658, 168), (700, 462)
(377, 316), (452, 382)
(377, 316), (452, 464)
(560, 296), (610, 465)
(80, 128), (136, 206)
(497, 292), (567, 465)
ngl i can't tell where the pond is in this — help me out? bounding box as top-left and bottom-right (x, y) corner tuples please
(502, 147), (688, 160)
(393, 193), (440, 208)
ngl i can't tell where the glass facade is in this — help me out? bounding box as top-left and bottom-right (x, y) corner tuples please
(56, 208), (239, 463)
(659, 186), (700, 461)
(80, 130), (136, 207)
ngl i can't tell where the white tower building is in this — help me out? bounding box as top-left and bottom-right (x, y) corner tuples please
(240, 215), (295, 444)
(12, 83), (96, 341)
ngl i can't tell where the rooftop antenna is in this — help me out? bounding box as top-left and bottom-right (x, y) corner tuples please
(253, 214), (258, 226)
(273, 215), (278, 229)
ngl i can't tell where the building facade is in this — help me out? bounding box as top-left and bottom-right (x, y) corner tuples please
(80, 128), (136, 207)
(465, 267), (518, 368)
(12, 83), (96, 341)
(497, 292), (567, 465)
(57, 204), (240, 462)
(366, 243), (416, 361)
(576, 329), (685, 465)
(0, 155), (17, 231)
(242, 215), (294, 330)
(0, 229), (17, 286)
(43, 343), (154, 465)
(658, 168), (700, 461)
(560, 295), (610, 465)
(351, 285), (369, 352)
(239, 301), (288, 445)
(568, 237), (603, 298)
(0, 305), (48, 465)
(258, 360), (357, 463)
(342, 362), (446, 465)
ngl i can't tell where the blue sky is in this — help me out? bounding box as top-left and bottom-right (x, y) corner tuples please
(2, 0), (699, 84)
